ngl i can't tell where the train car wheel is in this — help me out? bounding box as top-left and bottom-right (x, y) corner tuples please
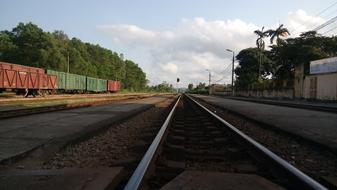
(24, 89), (29, 98)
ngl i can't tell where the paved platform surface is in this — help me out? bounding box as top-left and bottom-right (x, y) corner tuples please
(160, 170), (284, 190)
(0, 167), (123, 190)
(193, 95), (337, 151)
(224, 96), (337, 113)
(0, 95), (172, 163)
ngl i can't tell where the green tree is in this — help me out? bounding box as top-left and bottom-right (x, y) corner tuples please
(188, 83), (194, 91)
(122, 60), (147, 91)
(148, 81), (174, 92)
(0, 31), (17, 60)
(254, 26), (269, 78)
(254, 26), (269, 50)
(269, 31), (330, 80)
(235, 48), (273, 89)
(0, 22), (148, 91)
(267, 24), (290, 45)
(188, 82), (208, 94)
(235, 29), (337, 90)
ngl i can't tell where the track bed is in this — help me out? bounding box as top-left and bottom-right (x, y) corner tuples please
(124, 95), (327, 190)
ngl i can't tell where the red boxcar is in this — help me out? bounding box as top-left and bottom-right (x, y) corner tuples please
(107, 80), (121, 92)
(0, 62), (57, 90)
(39, 73), (58, 90)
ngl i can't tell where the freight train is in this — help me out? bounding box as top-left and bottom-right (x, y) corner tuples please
(0, 62), (121, 97)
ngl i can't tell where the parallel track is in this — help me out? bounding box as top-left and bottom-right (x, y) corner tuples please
(123, 94), (327, 190)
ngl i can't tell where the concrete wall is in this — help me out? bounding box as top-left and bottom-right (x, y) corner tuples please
(211, 91), (232, 96)
(235, 89), (294, 99)
(211, 71), (337, 101)
(213, 89), (294, 99)
(304, 73), (337, 100)
(209, 84), (232, 96)
(294, 64), (304, 98)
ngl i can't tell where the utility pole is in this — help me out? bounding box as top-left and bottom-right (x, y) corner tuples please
(206, 69), (211, 95)
(226, 49), (235, 96)
(67, 51), (70, 73)
(209, 72), (211, 87)
(206, 69), (211, 86)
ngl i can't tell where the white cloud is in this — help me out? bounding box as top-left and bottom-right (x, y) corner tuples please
(286, 9), (325, 37)
(162, 63), (178, 74)
(98, 10), (324, 87)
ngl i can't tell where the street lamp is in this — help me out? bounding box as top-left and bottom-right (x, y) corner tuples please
(226, 49), (235, 96)
(205, 69), (211, 87)
(67, 51), (70, 73)
(206, 69), (211, 95)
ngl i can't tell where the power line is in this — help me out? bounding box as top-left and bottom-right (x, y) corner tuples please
(214, 75), (227, 83)
(322, 24), (337, 35)
(210, 62), (233, 83)
(316, 1), (337, 16)
(313, 15), (337, 31)
(322, 7), (337, 19)
(292, 1), (337, 33)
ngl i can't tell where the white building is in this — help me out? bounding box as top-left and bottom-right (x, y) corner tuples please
(303, 57), (337, 100)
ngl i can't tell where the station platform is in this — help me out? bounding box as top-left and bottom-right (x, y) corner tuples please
(0, 95), (173, 163)
(0, 93), (157, 113)
(223, 96), (337, 113)
(192, 95), (337, 152)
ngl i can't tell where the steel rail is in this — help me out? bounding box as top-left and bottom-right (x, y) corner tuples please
(124, 95), (181, 190)
(186, 94), (327, 190)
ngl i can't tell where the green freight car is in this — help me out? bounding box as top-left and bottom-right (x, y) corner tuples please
(46, 70), (86, 91)
(86, 76), (107, 92)
(46, 69), (66, 89)
(66, 73), (86, 91)
(97, 78), (107, 92)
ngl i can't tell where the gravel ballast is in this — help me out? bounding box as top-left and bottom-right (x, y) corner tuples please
(195, 97), (337, 187)
(44, 97), (176, 169)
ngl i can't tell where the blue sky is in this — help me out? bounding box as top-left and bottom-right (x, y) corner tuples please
(1, 0), (335, 86)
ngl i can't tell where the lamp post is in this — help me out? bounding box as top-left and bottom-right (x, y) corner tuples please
(226, 49), (235, 96)
(67, 51), (70, 73)
(206, 69), (211, 95)
(206, 69), (211, 87)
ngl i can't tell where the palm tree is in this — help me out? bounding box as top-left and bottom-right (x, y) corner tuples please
(254, 27), (269, 79)
(254, 27), (269, 50)
(267, 24), (290, 45)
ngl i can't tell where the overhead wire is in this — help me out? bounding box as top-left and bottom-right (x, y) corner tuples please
(313, 15), (337, 31)
(212, 62), (234, 83)
(316, 1), (337, 16)
(291, 1), (337, 34)
(322, 24), (337, 35)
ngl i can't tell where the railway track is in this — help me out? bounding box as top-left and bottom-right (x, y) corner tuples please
(123, 94), (327, 190)
(0, 94), (160, 119)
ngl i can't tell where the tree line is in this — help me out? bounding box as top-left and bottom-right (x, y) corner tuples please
(187, 82), (209, 94)
(235, 25), (337, 90)
(0, 22), (147, 91)
(146, 81), (175, 92)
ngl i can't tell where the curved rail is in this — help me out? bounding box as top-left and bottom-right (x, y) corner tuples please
(124, 95), (181, 190)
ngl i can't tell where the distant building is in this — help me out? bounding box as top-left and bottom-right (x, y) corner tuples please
(209, 84), (232, 96)
(303, 57), (337, 100)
